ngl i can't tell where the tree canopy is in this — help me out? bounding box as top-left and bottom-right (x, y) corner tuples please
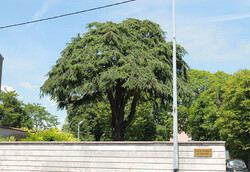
(216, 69), (249, 161)
(62, 95), (174, 141)
(0, 90), (29, 128)
(179, 69), (249, 163)
(0, 90), (59, 130)
(41, 18), (189, 140)
(184, 70), (230, 141)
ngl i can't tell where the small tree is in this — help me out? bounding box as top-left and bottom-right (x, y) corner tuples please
(25, 103), (59, 130)
(0, 90), (59, 130)
(0, 90), (31, 128)
(216, 69), (250, 162)
(181, 70), (230, 140)
(179, 69), (249, 162)
(41, 19), (189, 141)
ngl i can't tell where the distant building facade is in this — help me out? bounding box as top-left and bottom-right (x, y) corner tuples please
(170, 131), (191, 142)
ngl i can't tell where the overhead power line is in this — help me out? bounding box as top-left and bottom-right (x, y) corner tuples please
(0, 0), (135, 30)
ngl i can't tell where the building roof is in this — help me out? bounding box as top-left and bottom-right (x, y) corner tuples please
(0, 126), (31, 140)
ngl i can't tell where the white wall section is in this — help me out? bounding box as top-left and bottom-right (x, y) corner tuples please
(0, 141), (226, 172)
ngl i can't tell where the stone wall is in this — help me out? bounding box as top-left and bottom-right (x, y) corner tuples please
(0, 141), (226, 171)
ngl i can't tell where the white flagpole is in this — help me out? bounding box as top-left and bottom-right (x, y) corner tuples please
(172, 0), (179, 171)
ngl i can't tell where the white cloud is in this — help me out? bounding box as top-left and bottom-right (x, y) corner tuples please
(20, 82), (37, 90)
(107, 0), (172, 22)
(178, 23), (228, 60)
(175, 20), (250, 73)
(103, 0), (249, 74)
(60, 118), (65, 123)
(32, 0), (61, 20)
(1, 85), (15, 92)
(42, 96), (57, 108)
(205, 13), (250, 23)
(60, 118), (66, 125)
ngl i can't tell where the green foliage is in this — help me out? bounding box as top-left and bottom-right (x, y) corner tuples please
(0, 90), (59, 130)
(64, 99), (112, 141)
(63, 95), (175, 141)
(216, 69), (250, 161)
(42, 19), (188, 108)
(41, 18), (189, 140)
(154, 114), (173, 141)
(22, 128), (78, 141)
(0, 90), (31, 128)
(181, 69), (249, 163)
(25, 103), (59, 130)
(0, 136), (16, 141)
(125, 100), (156, 141)
(180, 69), (230, 140)
(151, 100), (173, 141)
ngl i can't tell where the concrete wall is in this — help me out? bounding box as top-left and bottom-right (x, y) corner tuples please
(0, 141), (226, 172)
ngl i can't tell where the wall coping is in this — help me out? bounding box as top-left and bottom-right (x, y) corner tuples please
(0, 141), (226, 145)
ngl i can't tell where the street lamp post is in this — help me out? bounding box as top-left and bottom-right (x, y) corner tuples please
(78, 121), (83, 140)
(172, 0), (179, 171)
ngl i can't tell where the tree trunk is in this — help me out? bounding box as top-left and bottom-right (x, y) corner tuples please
(112, 115), (126, 141)
(108, 90), (140, 141)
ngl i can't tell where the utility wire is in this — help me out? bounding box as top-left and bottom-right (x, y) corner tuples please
(0, 0), (135, 30)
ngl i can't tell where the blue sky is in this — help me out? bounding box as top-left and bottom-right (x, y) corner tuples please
(0, 0), (249, 128)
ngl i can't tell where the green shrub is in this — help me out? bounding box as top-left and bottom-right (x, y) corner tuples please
(0, 136), (16, 141)
(22, 128), (78, 141)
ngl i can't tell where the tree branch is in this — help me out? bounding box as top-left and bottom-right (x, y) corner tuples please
(122, 89), (140, 108)
(107, 90), (115, 109)
(124, 93), (140, 128)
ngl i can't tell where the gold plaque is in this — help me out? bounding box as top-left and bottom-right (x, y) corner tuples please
(194, 148), (212, 157)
